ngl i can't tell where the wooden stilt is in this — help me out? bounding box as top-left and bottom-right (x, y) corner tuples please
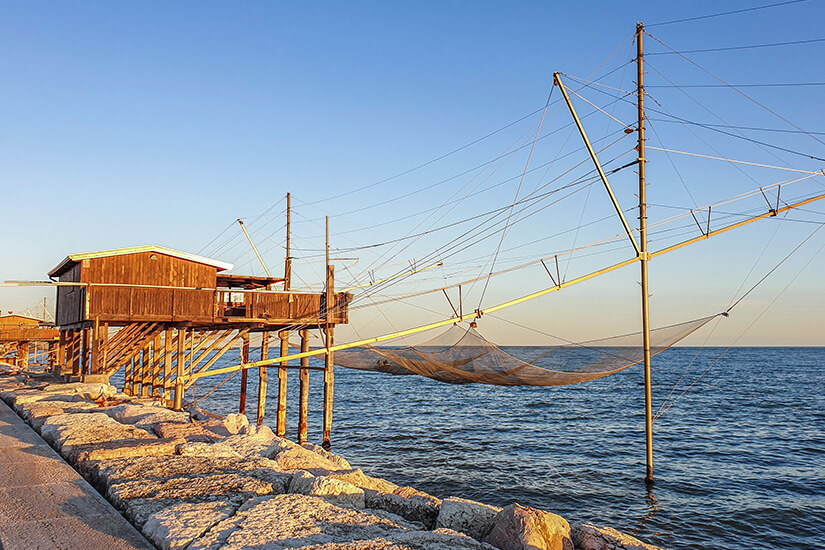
(277, 330), (289, 437)
(125, 357), (134, 395)
(140, 344), (151, 397)
(90, 318), (100, 375)
(152, 334), (163, 397)
(164, 328), (174, 403)
(58, 331), (66, 375)
(257, 332), (269, 426)
(239, 332), (250, 414)
(101, 323), (109, 374)
(298, 328), (309, 445)
(323, 262), (335, 450)
(174, 328), (186, 411)
(80, 327), (89, 375)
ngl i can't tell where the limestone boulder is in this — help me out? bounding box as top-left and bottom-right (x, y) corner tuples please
(303, 442), (352, 469)
(265, 437), (342, 471)
(188, 494), (411, 550)
(142, 501), (238, 550)
(572, 522), (663, 550)
(365, 486), (442, 529)
(153, 421), (221, 442)
(389, 528), (498, 549)
(222, 412), (249, 434)
(108, 472), (274, 524)
(102, 403), (189, 427)
(217, 424), (278, 458)
(176, 441), (242, 458)
(41, 381), (118, 400)
(437, 496), (502, 541)
(326, 468), (400, 494)
(39, 412), (157, 454)
(484, 504), (574, 550)
(288, 471), (366, 508)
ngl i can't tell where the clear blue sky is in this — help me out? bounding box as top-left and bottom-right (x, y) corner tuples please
(2, 1), (824, 345)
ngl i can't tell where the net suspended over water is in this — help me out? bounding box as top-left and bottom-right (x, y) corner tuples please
(333, 315), (719, 386)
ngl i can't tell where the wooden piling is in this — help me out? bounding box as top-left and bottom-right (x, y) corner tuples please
(277, 330), (289, 437)
(257, 331), (269, 426)
(323, 264), (335, 450)
(299, 328), (309, 445)
(174, 328), (186, 411)
(163, 328), (174, 403)
(90, 318), (100, 375)
(239, 332), (250, 414)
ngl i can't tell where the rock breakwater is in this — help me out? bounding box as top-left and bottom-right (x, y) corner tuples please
(0, 366), (663, 550)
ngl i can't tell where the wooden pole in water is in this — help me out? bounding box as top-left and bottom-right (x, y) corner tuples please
(323, 216), (335, 450)
(257, 331), (270, 425)
(277, 330), (289, 437)
(240, 332), (250, 414)
(636, 21), (655, 485)
(298, 327), (309, 445)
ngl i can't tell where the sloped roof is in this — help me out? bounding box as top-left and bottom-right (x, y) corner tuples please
(0, 314), (43, 325)
(48, 246), (234, 277)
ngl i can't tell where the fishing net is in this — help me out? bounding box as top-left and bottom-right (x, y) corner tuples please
(333, 315), (719, 386)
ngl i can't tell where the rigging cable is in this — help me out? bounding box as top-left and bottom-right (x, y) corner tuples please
(654, 222), (825, 419)
(647, 0), (809, 27)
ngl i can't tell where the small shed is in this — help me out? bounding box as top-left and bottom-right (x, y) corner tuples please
(49, 246), (234, 327)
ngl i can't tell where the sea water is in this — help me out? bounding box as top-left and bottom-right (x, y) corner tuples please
(168, 347), (824, 549)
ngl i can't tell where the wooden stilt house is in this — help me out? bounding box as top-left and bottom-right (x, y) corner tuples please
(0, 314), (59, 369)
(49, 245), (349, 448)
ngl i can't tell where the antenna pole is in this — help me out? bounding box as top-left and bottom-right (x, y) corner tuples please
(637, 21), (654, 485)
(237, 219), (272, 277)
(285, 193), (292, 291)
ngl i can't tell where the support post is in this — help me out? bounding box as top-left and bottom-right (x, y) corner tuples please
(277, 330), (289, 437)
(140, 344), (151, 397)
(164, 328), (174, 403)
(153, 334), (163, 397)
(257, 331), (270, 426)
(80, 327), (89, 375)
(637, 21), (655, 485)
(57, 331), (66, 375)
(174, 328), (186, 411)
(240, 332), (250, 414)
(90, 318), (100, 374)
(125, 357), (134, 395)
(101, 322), (109, 374)
(298, 327), (309, 445)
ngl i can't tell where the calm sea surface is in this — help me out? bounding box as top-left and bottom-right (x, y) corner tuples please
(144, 347), (824, 550)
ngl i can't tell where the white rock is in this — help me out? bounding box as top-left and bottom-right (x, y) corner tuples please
(176, 442), (241, 458)
(222, 413), (249, 435)
(436, 496), (502, 540)
(289, 471), (366, 508)
(142, 501), (237, 550)
(572, 522), (664, 550)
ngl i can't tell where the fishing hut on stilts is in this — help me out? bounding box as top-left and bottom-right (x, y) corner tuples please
(47, 203), (351, 449)
(0, 314), (59, 369)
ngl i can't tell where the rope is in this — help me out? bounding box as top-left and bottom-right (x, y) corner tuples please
(477, 87), (555, 309)
(655, 224), (825, 419)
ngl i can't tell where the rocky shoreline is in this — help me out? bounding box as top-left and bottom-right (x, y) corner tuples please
(0, 366), (662, 550)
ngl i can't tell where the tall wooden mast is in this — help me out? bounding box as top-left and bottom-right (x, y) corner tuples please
(285, 192), (292, 291)
(636, 21), (655, 485)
